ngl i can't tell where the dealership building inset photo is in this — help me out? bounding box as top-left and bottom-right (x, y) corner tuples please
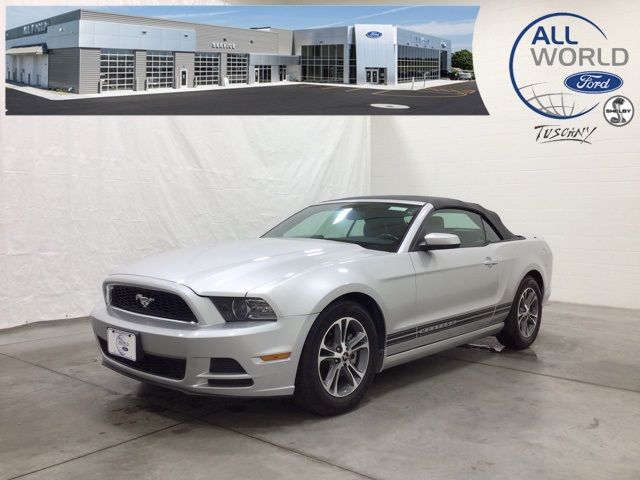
(5, 9), (452, 94)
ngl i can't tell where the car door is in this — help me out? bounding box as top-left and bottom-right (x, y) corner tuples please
(388, 208), (501, 354)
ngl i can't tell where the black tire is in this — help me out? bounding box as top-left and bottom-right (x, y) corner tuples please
(294, 300), (379, 416)
(497, 276), (543, 350)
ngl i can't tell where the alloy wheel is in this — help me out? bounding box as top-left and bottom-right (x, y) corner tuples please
(517, 287), (539, 338)
(317, 317), (370, 398)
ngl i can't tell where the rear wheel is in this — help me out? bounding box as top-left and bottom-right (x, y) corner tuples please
(497, 276), (542, 350)
(294, 301), (379, 416)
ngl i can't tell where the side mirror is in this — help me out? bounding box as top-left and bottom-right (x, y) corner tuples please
(418, 233), (461, 251)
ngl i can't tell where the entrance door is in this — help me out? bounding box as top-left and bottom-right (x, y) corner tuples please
(366, 68), (379, 84)
(180, 69), (188, 87)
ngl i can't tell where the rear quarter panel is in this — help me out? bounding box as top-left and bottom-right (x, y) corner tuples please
(494, 237), (553, 306)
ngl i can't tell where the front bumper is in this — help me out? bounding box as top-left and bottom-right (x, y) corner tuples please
(91, 303), (317, 397)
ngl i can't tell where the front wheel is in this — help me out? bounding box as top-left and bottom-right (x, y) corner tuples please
(497, 276), (543, 350)
(294, 301), (379, 416)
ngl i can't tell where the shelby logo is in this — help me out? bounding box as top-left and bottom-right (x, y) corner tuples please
(564, 72), (622, 94)
(365, 31), (382, 39)
(510, 13), (628, 120)
(603, 95), (634, 126)
(533, 125), (597, 144)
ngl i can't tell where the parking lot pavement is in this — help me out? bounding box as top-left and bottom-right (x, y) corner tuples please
(5, 81), (487, 115)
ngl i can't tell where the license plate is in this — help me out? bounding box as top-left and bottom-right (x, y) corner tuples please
(107, 328), (137, 361)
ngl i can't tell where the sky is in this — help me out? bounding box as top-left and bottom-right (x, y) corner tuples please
(6, 5), (478, 51)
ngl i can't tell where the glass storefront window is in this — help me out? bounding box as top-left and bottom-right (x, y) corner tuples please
(301, 44), (345, 83)
(254, 65), (271, 83)
(349, 44), (357, 84)
(397, 45), (441, 83)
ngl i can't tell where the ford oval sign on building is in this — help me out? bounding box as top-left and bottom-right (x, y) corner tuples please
(365, 31), (383, 39)
(563, 71), (623, 94)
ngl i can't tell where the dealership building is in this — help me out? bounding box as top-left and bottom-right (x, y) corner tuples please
(5, 9), (452, 94)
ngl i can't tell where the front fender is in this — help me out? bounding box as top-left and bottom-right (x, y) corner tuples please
(248, 253), (415, 322)
(310, 282), (391, 319)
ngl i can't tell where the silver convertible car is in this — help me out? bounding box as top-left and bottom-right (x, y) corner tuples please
(92, 196), (552, 415)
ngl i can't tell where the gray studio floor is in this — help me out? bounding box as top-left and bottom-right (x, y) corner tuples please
(1, 302), (639, 480)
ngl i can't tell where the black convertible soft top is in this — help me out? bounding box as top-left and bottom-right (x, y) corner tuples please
(329, 195), (518, 240)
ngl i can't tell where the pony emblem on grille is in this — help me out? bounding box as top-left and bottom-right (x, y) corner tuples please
(135, 294), (155, 308)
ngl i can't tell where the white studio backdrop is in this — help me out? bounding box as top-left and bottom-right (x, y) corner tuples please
(2, 0), (640, 329)
(371, 0), (640, 310)
(0, 117), (371, 329)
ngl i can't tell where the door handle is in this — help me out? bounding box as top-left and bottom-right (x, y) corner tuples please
(483, 257), (499, 266)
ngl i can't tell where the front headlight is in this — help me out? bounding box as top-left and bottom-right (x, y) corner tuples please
(211, 297), (277, 322)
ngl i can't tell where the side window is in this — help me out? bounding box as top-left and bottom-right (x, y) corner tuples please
(483, 219), (502, 243)
(421, 209), (485, 248)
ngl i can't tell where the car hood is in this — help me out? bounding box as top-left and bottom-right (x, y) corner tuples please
(111, 237), (382, 295)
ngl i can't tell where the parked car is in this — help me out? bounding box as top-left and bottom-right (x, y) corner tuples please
(458, 70), (474, 80)
(92, 196), (552, 415)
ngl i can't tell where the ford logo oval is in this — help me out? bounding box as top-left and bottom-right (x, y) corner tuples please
(563, 71), (623, 94)
(365, 31), (382, 39)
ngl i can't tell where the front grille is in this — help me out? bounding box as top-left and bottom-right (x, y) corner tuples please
(98, 337), (186, 380)
(109, 285), (197, 323)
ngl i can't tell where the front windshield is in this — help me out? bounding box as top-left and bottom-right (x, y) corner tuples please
(263, 202), (422, 252)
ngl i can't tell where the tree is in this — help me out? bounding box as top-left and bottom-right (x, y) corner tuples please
(451, 49), (473, 71)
